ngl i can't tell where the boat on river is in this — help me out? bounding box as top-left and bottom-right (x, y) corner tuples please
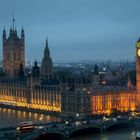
(16, 121), (35, 133)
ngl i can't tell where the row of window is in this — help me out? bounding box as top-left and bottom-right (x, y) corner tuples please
(5, 52), (22, 61)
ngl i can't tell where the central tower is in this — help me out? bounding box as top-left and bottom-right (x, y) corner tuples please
(41, 38), (53, 80)
(2, 20), (25, 78)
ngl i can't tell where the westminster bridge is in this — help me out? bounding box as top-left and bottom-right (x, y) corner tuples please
(0, 118), (138, 140)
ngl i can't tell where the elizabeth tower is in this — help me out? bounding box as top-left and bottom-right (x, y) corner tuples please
(136, 39), (140, 92)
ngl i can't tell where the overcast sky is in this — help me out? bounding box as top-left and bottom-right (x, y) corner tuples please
(0, 0), (140, 62)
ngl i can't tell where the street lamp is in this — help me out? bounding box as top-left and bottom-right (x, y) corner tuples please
(76, 113), (79, 117)
(65, 121), (69, 125)
(75, 113), (80, 127)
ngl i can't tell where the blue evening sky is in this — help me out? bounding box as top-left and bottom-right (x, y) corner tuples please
(0, 0), (140, 62)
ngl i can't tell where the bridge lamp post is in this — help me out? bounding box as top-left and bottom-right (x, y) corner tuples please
(75, 113), (80, 127)
(76, 113), (79, 117)
(75, 121), (80, 127)
(75, 113), (80, 122)
(65, 121), (69, 125)
(103, 116), (106, 121)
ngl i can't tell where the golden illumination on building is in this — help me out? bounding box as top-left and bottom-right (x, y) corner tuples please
(92, 91), (136, 115)
(0, 85), (61, 113)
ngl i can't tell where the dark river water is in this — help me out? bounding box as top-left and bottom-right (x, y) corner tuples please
(69, 129), (136, 140)
(0, 108), (137, 140)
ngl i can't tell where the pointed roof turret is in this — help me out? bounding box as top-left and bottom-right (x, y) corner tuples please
(127, 73), (134, 88)
(3, 27), (6, 35)
(46, 36), (48, 46)
(10, 26), (12, 32)
(14, 27), (17, 35)
(12, 13), (15, 30)
(34, 60), (37, 67)
(137, 38), (140, 43)
(3, 27), (6, 33)
(44, 37), (50, 57)
(9, 26), (13, 38)
(94, 64), (99, 75)
(21, 26), (24, 33)
(32, 60), (40, 78)
(18, 62), (25, 78)
(3, 27), (6, 40)
(21, 26), (24, 40)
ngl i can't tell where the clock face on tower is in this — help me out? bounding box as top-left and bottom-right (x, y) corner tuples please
(137, 42), (140, 48)
(138, 49), (140, 57)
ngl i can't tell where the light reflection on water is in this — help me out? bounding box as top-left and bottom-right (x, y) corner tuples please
(0, 108), (60, 128)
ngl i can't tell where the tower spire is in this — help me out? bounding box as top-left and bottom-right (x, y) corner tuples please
(3, 27), (6, 41)
(21, 26), (24, 40)
(12, 13), (15, 30)
(41, 38), (53, 79)
(44, 37), (50, 57)
(46, 36), (48, 48)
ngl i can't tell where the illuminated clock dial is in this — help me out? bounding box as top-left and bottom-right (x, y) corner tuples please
(137, 42), (140, 48)
(138, 49), (140, 56)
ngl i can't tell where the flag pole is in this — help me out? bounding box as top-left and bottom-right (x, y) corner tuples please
(12, 12), (15, 30)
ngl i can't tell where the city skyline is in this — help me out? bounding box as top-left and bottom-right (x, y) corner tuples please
(0, 0), (140, 62)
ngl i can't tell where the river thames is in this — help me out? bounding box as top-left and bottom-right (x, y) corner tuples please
(0, 108), (137, 140)
(69, 129), (136, 140)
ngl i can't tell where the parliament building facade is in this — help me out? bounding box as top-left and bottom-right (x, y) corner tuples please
(0, 23), (139, 117)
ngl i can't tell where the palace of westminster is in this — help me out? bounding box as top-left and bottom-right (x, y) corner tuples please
(0, 21), (140, 117)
